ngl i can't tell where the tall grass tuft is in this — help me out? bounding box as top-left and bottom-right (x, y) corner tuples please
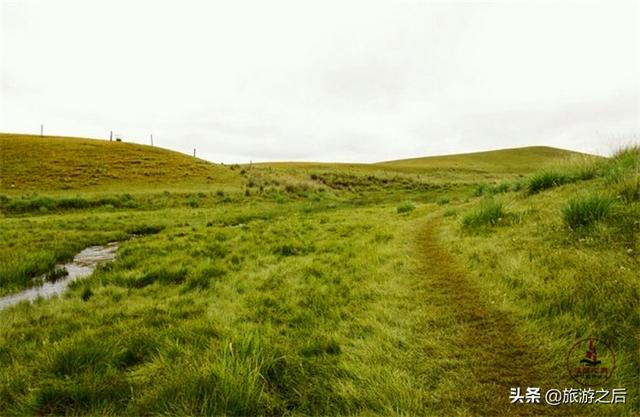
(462, 200), (505, 229)
(605, 145), (640, 183)
(44, 266), (68, 283)
(615, 174), (640, 203)
(527, 171), (568, 194)
(563, 194), (613, 230)
(396, 201), (415, 213)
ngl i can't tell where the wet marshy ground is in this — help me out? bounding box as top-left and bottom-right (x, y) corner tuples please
(0, 243), (118, 310)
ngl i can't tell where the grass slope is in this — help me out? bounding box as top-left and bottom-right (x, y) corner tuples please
(378, 146), (588, 174)
(0, 133), (240, 193)
(256, 146), (588, 189)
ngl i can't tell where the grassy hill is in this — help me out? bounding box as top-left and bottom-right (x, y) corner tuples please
(0, 133), (240, 193)
(254, 146), (591, 189)
(259, 146), (583, 173)
(1, 134), (587, 194)
(377, 146), (589, 174)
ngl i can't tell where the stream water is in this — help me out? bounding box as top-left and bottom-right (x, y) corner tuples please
(0, 242), (119, 310)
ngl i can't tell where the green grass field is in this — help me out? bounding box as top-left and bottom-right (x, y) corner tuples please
(0, 133), (638, 416)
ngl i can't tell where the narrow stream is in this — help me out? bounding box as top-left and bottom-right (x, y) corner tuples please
(0, 242), (119, 310)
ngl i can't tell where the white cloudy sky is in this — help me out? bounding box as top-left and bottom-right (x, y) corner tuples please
(1, 0), (638, 163)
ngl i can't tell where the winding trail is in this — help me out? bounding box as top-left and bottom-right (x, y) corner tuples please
(415, 217), (578, 416)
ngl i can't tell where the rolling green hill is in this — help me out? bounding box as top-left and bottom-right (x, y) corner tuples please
(1, 134), (589, 194)
(376, 146), (590, 174)
(0, 133), (240, 193)
(258, 146), (586, 173)
(254, 146), (593, 187)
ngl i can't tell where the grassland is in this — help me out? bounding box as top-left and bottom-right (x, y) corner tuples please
(0, 133), (241, 193)
(0, 133), (637, 416)
(378, 146), (586, 174)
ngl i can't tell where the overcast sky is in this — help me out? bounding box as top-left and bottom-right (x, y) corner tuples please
(1, 0), (638, 163)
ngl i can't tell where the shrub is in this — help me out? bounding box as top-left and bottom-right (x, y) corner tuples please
(563, 195), (613, 230)
(396, 201), (415, 213)
(527, 171), (568, 194)
(462, 200), (505, 229)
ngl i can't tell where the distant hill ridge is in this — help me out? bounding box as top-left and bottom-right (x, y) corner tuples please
(377, 146), (590, 174)
(0, 133), (590, 192)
